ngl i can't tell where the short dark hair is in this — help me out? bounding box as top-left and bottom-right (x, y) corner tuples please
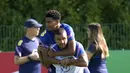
(45, 10), (61, 20)
(54, 28), (65, 36)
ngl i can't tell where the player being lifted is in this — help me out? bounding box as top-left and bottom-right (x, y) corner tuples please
(39, 28), (90, 73)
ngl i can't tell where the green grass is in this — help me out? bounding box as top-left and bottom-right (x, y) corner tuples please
(107, 50), (130, 73)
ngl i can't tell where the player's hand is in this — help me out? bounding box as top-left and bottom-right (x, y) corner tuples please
(38, 45), (45, 63)
(38, 45), (45, 51)
(38, 45), (49, 59)
(43, 63), (50, 69)
(68, 58), (75, 65)
(42, 49), (48, 58)
(60, 58), (70, 66)
(29, 52), (39, 61)
(48, 49), (55, 57)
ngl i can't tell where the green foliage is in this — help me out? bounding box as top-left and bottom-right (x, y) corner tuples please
(0, 25), (24, 51)
(0, 0), (130, 51)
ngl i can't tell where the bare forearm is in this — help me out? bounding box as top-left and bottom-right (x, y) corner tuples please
(44, 57), (60, 64)
(54, 49), (74, 56)
(71, 54), (89, 67)
(69, 59), (88, 67)
(14, 56), (30, 65)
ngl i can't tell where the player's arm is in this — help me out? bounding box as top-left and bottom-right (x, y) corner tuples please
(39, 31), (50, 64)
(14, 40), (31, 65)
(53, 40), (75, 56)
(86, 43), (97, 60)
(38, 46), (44, 65)
(86, 51), (94, 60)
(38, 48), (60, 64)
(14, 46), (31, 65)
(44, 57), (60, 64)
(14, 49), (39, 65)
(14, 55), (31, 65)
(69, 53), (88, 67)
(60, 53), (88, 67)
(37, 45), (59, 65)
(14, 41), (37, 65)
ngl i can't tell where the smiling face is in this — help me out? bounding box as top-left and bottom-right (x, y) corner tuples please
(55, 28), (68, 49)
(45, 17), (59, 31)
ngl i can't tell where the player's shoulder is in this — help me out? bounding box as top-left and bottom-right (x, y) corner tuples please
(34, 37), (40, 42)
(76, 41), (84, 49)
(17, 40), (23, 46)
(61, 23), (72, 28)
(89, 42), (97, 48)
(17, 36), (31, 46)
(17, 37), (25, 46)
(76, 41), (82, 45)
(61, 23), (73, 33)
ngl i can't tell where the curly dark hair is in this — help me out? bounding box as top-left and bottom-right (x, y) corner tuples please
(45, 10), (61, 20)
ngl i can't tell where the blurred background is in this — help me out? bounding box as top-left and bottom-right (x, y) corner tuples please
(0, 0), (130, 73)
